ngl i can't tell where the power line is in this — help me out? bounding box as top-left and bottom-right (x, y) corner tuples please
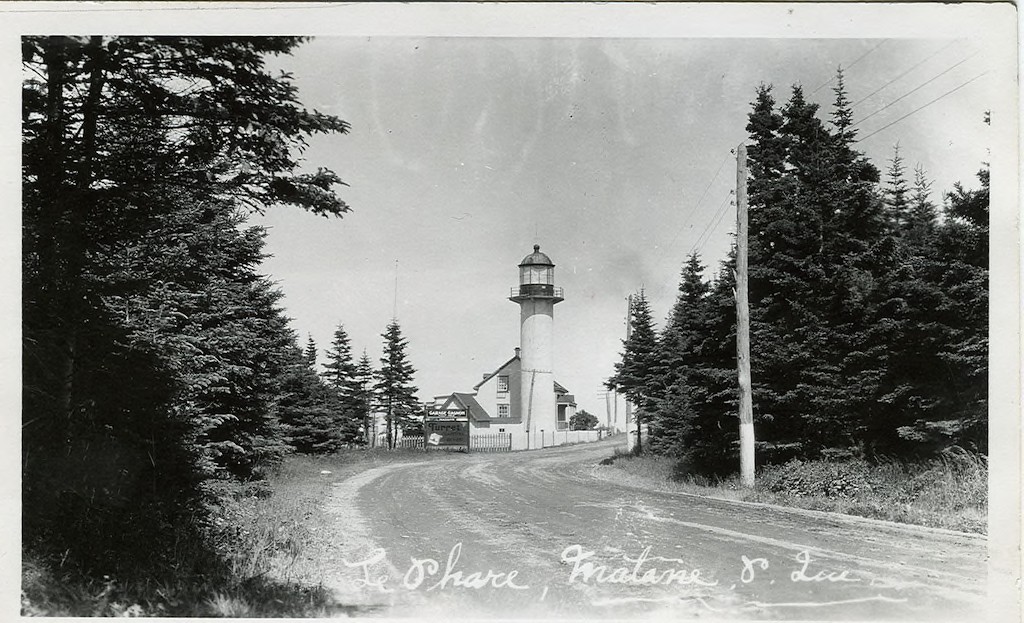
(853, 50), (979, 128)
(662, 151), (731, 253)
(810, 39), (888, 95)
(851, 40), (958, 107)
(690, 193), (735, 257)
(649, 150), (733, 305)
(854, 71), (988, 143)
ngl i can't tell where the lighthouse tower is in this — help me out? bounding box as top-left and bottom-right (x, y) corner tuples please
(510, 245), (564, 437)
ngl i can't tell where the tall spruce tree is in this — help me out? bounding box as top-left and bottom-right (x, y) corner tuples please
(353, 350), (376, 446)
(905, 164), (939, 248)
(650, 253), (710, 457)
(277, 340), (340, 455)
(607, 289), (660, 454)
(304, 335), (319, 369)
(884, 143), (910, 232)
(323, 324), (364, 445)
(679, 251), (741, 474)
(22, 36), (351, 574)
(374, 320), (419, 450)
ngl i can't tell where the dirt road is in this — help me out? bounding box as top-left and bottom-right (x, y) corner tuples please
(319, 437), (986, 620)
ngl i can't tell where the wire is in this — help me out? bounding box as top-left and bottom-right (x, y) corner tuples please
(854, 71), (988, 143)
(662, 151), (731, 252)
(851, 40), (958, 107)
(810, 39), (888, 95)
(648, 150), (732, 305)
(690, 194), (735, 257)
(853, 50), (979, 127)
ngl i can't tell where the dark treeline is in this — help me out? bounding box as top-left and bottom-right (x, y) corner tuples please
(610, 71), (988, 476)
(22, 36), (419, 585)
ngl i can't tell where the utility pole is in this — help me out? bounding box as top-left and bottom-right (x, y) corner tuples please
(613, 390), (618, 432)
(624, 294), (637, 454)
(735, 143), (755, 487)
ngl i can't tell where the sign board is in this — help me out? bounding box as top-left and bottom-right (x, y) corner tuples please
(424, 409), (469, 447)
(426, 408), (469, 421)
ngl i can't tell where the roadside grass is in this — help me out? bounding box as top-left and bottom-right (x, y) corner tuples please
(599, 448), (987, 534)
(22, 446), (455, 617)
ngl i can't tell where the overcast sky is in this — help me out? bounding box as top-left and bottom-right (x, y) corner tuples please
(249, 30), (1004, 419)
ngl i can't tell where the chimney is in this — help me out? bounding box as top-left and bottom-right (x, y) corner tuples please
(514, 347), (521, 358)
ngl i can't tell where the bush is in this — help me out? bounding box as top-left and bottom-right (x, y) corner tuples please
(758, 458), (873, 499)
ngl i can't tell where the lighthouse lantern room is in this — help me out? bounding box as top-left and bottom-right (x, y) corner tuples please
(510, 245), (563, 436)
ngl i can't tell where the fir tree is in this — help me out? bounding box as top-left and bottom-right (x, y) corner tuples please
(21, 36), (351, 576)
(905, 164), (938, 248)
(607, 289), (660, 454)
(374, 320), (419, 450)
(322, 324), (364, 445)
(277, 342), (340, 455)
(650, 253), (710, 457)
(353, 350), (376, 446)
(304, 335), (319, 369)
(884, 143), (910, 232)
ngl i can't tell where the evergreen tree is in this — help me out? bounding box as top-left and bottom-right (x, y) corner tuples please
(677, 252), (741, 474)
(884, 143), (910, 232)
(304, 334), (319, 369)
(374, 320), (419, 450)
(606, 289), (660, 454)
(322, 324), (364, 445)
(905, 164), (938, 248)
(21, 36), (351, 575)
(353, 350), (376, 445)
(649, 253), (710, 457)
(277, 341), (340, 454)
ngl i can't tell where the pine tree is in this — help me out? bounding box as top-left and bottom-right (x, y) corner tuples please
(649, 253), (710, 457)
(607, 289), (661, 454)
(374, 320), (419, 450)
(277, 341), (341, 455)
(905, 164), (938, 248)
(304, 335), (319, 369)
(353, 351), (376, 446)
(323, 324), (364, 445)
(21, 36), (352, 575)
(884, 143), (910, 232)
(678, 251), (741, 474)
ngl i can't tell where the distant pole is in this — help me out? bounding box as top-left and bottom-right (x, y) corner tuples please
(624, 294), (637, 454)
(613, 391), (618, 431)
(393, 259), (399, 319)
(735, 143), (755, 488)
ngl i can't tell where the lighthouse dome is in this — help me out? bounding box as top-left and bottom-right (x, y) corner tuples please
(519, 244), (554, 267)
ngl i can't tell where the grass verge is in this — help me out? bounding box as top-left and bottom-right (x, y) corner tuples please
(598, 448), (987, 534)
(22, 446), (456, 617)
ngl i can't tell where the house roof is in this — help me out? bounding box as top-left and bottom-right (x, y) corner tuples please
(444, 392), (492, 422)
(473, 352), (520, 391)
(554, 380), (569, 395)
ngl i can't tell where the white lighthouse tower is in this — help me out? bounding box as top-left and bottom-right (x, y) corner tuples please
(510, 245), (564, 438)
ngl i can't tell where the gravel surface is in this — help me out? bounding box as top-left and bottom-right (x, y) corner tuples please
(317, 438), (986, 620)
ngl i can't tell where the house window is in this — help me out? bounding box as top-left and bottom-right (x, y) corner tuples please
(498, 404), (510, 418)
(497, 375), (509, 393)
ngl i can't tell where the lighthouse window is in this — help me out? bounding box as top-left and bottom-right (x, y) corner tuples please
(521, 265), (552, 285)
(497, 375), (509, 393)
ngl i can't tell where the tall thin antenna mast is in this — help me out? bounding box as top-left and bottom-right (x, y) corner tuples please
(392, 259), (399, 320)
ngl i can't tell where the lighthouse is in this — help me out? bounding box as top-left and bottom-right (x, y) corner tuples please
(509, 245), (564, 437)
